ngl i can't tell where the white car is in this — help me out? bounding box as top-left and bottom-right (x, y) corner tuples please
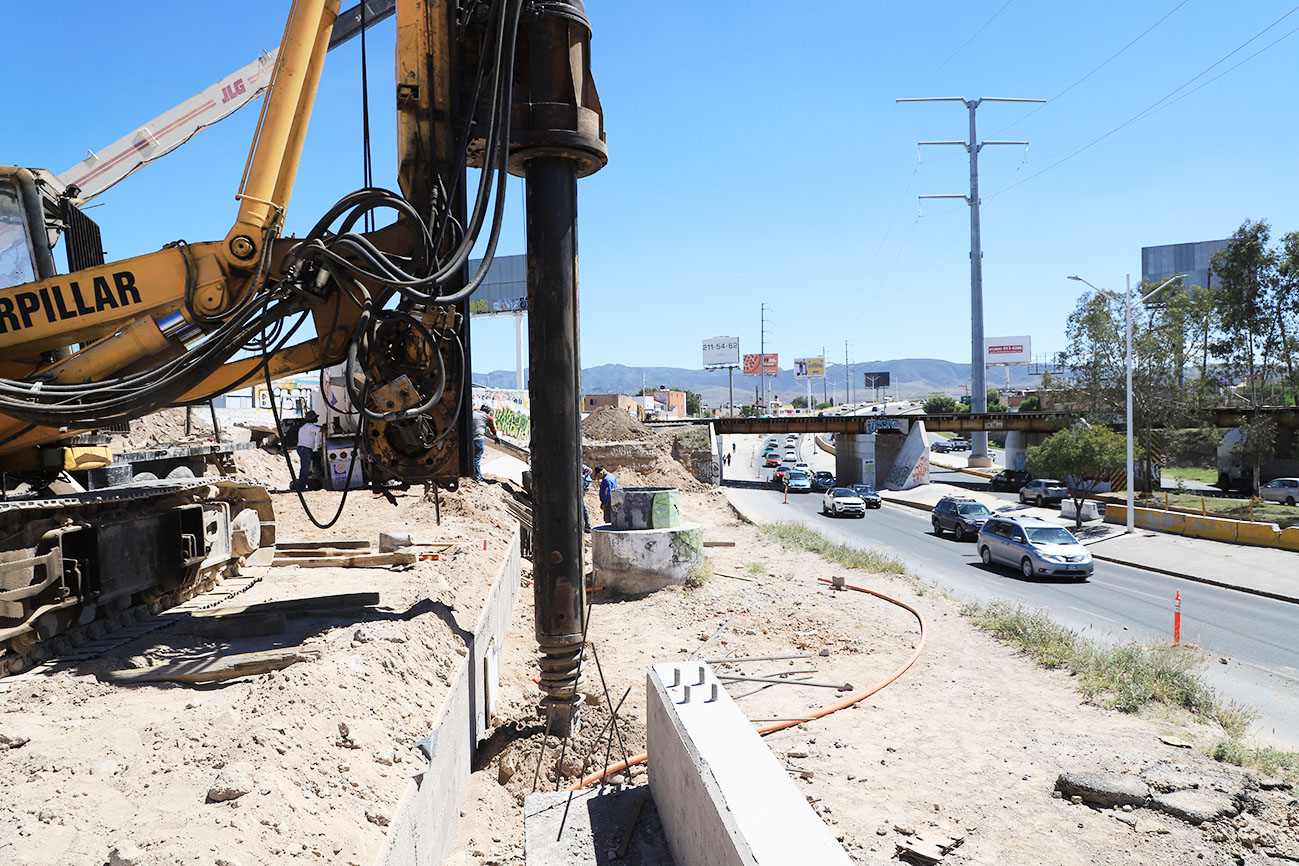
(782, 452), (797, 463)
(794, 461), (811, 475)
(821, 487), (866, 518)
(1260, 477), (1299, 506)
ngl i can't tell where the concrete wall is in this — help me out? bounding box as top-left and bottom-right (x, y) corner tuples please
(647, 662), (852, 866)
(376, 532), (521, 866)
(879, 423), (930, 491)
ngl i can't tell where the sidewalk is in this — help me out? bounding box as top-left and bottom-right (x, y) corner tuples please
(883, 477), (1299, 605)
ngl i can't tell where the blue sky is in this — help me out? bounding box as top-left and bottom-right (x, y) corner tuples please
(6, 1), (1299, 382)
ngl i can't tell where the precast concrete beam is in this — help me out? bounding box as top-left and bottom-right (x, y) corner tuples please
(647, 662), (852, 866)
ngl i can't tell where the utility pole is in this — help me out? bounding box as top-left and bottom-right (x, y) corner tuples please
(899, 95), (1044, 467)
(822, 345), (828, 406)
(844, 342), (852, 405)
(759, 302), (771, 413)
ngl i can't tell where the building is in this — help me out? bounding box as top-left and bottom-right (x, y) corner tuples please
(583, 394), (640, 415)
(1142, 239), (1227, 292)
(654, 389), (686, 419)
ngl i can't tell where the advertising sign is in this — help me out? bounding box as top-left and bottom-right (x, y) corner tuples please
(744, 353), (779, 375)
(702, 336), (740, 367)
(762, 353), (779, 375)
(793, 357), (825, 379)
(254, 376), (317, 415)
(984, 335), (1031, 365)
(862, 371), (891, 389)
(742, 353), (761, 375)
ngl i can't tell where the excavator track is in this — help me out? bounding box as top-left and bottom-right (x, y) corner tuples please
(0, 477), (274, 677)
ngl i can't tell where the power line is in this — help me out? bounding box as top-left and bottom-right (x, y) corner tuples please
(988, 4), (1299, 199)
(906, 0), (1015, 96)
(992, 0), (1191, 136)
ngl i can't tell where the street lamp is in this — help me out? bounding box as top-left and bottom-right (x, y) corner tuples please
(1068, 273), (1184, 533)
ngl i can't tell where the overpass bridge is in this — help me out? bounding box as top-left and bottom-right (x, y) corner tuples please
(710, 411), (1080, 436)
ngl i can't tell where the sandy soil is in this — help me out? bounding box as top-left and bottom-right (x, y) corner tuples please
(2, 441), (1294, 866)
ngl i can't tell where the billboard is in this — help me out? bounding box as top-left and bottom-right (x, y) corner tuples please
(702, 336), (740, 367)
(742, 354), (761, 375)
(762, 353), (778, 375)
(984, 335), (1031, 365)
(862, 371), (891, 388)
(794, 357), (825, 379)
(744, 353), (778, 375)
(466, 254), (528, 317)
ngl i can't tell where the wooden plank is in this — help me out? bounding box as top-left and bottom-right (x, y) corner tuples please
(272, 551), (416, 568)
(190, 592), (381, 619)
(101, 647), (323, 684)
(171, 613), (287, 640)
(703, 541), (736, 547)
(276, 540), (371, 551)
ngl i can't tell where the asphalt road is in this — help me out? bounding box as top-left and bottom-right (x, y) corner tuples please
(724, 432), (1299, 750)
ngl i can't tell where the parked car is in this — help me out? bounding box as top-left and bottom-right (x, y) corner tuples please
(784, 470), (813, 492)
(812, 471), (837, 492)
(821, 487), (866, 518)
(1019, 478), (1068, 506)
(849, 484), (882, 508)
(1259, 477), (1299, 506)
(948, 437), (971, 451)
(764, 454), (781, 468)
(931, 495), (993, 540)
(989, 469), (1032, 492)
(977, 517), (1093, 579)
(930, 439), (954, 453)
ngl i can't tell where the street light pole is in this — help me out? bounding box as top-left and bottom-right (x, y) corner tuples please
(1069, 273), (1183, 533)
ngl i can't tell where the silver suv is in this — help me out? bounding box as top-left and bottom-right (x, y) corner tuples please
(977, 517), (1092, 579)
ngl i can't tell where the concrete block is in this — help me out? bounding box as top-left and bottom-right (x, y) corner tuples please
(1061, 499), (1100, 521)
(611, 487), (680, 530)
(647, 662), (851, 866)
(591, 524), (703, 594)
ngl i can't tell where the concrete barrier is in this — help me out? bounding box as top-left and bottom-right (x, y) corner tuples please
(1061, 499), (1100, 522)
(1236, 521), (1282, 547)
(1280, 526), (1299, 552)
(1183, 514), (1238, 543)
(647, 662), (852, 866)
(377, 532), (521, 866)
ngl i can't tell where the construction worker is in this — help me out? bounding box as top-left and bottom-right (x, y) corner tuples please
(472, 404), (500, 483)
(596, 465), (618, 524)
(295, 411), (323, 490)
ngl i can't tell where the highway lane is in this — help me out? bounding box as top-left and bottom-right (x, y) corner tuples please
(723, 432), (1299, 749)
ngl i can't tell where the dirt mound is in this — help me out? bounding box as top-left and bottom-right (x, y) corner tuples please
(581, 406), (650, 442)
(111, 406), (214, 450)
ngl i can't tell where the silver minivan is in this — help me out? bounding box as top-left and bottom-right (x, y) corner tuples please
(1259, 477), (1299, 506)
(977, 517), (1092, 579)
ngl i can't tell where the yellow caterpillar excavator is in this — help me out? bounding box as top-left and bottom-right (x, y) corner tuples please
(0, 0), (604, 715)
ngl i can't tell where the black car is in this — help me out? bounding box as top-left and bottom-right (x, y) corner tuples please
(811, 471), (836, 491)
(989, 469), (1032, 492)
(849, 484), (882, 508)
(930, 439), (954, 453)
(932, 495), (993, 541)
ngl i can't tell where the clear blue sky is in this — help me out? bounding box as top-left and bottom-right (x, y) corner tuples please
(6, 1), (1299, 381)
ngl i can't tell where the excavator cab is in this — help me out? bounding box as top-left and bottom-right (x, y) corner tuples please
(0, 167), (103, 293)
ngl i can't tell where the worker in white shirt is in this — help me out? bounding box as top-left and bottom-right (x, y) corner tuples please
(295, 411), (323, 490)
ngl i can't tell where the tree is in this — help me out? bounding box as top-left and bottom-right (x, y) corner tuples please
(1060, 289), (1125, 417)
(791, 396), (809, 409)
(1210, 220), (1278, 407)
(1018, 395), (1040, 411)
(684, 389), (702, 416)
(1025, 425), (1126, 527)
(1232, 416), (1277, 496)
(740, 404), (756, 417)
(923, 395), (958, 414)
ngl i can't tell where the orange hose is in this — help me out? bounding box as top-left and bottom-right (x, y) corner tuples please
(566, 576), (928, 790)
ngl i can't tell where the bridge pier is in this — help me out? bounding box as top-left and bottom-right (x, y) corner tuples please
(1003, 430), (1049, 471)
(835, 421), (931, 491)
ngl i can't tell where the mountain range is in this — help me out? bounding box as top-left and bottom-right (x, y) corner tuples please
(474, 359), (1043, 407)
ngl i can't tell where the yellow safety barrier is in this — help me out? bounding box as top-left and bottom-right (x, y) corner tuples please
(1235, 522), (1282, 547)
(1280, 526), (1299, 552)
(1182, 514), (1238, 543)
(1106, 502), (1294, 549)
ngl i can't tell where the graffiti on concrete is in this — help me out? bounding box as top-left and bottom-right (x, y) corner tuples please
(693, 458), (720, 483)
(472, 386), (530, 448)
(867, 418), (899, 434)
(910, 453), (930, 486)
(886, 464), (911, 488)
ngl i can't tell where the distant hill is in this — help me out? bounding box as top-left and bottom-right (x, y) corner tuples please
(475, 359), (1042, 407)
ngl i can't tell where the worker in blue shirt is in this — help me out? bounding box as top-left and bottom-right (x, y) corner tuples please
(596, 465), (618, 524)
